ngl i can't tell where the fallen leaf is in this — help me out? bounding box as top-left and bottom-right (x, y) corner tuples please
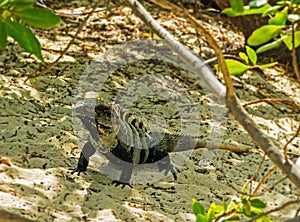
(0, 158), (11, 167)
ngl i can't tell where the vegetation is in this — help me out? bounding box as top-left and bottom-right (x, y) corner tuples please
(0, 0), (60, 62)
(0, 0), (299, 221)
(222, 0), (300, 80)
(215, 46), (277, 75)
(192, 182), (271, 222)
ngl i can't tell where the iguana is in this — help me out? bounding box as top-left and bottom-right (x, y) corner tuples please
(71, 100), (250, 187)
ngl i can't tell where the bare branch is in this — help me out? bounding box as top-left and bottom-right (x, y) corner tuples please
(125, 0), (300, 189)
(248, 200), (300, 222)
(291, 22), (300, 82)
(27, 0), (102, 81)
(251, 165), (277, 197)
(126, 0), (226, 98)
(243, 98), (300, 110)
(284, 124), (300, 163)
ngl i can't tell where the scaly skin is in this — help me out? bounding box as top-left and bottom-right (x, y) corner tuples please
(72, 101), (249, 186)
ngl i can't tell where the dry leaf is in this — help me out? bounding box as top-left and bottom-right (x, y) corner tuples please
(0, 158), (11, 167)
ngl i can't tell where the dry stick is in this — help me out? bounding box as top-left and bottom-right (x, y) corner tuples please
(251, 165), (278, 197)
(291, 22), (300, 83)
(244, 98), (300, 110)
(283, 124), (300, 163)
(249, 153), (266, 195)
(248, 200), (300, 222)
(133, 0), (226, 98)
(215, 209), (237, 222)
(267, 176), (288, 192)
(26, 0), (101, 81)
(36, 1), (107, 16)
(126, 0), (300, 189)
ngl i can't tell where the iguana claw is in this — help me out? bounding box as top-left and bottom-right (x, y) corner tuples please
(112, 180), (133, 188)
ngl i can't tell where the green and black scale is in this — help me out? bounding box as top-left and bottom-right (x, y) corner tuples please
(72, 100), (250, 187)
(72, 58), (251, 186)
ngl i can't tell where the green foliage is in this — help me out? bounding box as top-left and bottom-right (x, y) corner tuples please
(214, 46), (277, 75)
(0, 0), (60, 61)
(229, 0), (244, 13)
(223, 0), (300, 55)
(222, 3), (270, 17)
(192, 182), (273, 221)
(247, 25), (285, 46)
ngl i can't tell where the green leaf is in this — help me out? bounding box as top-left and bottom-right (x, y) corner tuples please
(222, 4), (270, 17)
(246, 46), (257, 65)
(249, 0), (268, 8)
(11, 2), (34, 12)
(14, 0), (35, 3)
(206, 203), (225, 222)
(230, 0), (244, 12)
(241, 181), (249, 199)
(224, 59), (252, 75)
(196, 214), (208, 222)
(14, 8), (60, 28)
(222, 198), (227, 211)
(222, 8), (240, 16)
(242, 198), (252, 216)
(288, 14), (300, 22)
(0, 20), (8, 49)
(0, 0), (11, 8)
(268, 7), (288, 25)
(257, 62), (278, 69)
(282, 31), (300, 50)
(250, 198), (266, 209)
(247, 25), (284, 46)
(257, 215), (274, 222)
(192, 199), (206, 216)
(207, 203), (218, 222)
(262, 5), (283, 17)
(256, 37), (285, 54)
(291, 0), (299, 4)
(206, 208), (215, 222)
(274, 0), (287, 5)
(249, 206), (264, 215)
(4, 19), (43, 61)
(239, 52), (249, 64)
(0, 0), (35, 8)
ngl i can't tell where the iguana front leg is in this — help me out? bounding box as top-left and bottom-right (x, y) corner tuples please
(152, 145), (179, 180)
(71, 141), (96, 175)
(112, 164), (134, 188)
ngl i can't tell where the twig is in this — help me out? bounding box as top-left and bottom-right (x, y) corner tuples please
(291, 22), (300, 82)
(283, 124), (300, 163)
(251, 165), (277, 197)
(36, 0), (107, 16)
(267, 176), (288, 193)
(26, 0), (102, 81)
(148, 0), (232, 95)
(248, 153), (266, 195)
(244, 98), (300, 110)
(248, 200), (300, 222)
(215, 209), (237, 222)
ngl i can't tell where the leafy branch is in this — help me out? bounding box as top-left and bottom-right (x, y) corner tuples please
(223, 0), (300, 81)
(215, 46), (277, 75)
(0, 0), (60, 62)
(192, 181), (272, 222)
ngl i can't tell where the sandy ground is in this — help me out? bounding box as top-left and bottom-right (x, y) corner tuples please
(0, 1), (299, 221)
